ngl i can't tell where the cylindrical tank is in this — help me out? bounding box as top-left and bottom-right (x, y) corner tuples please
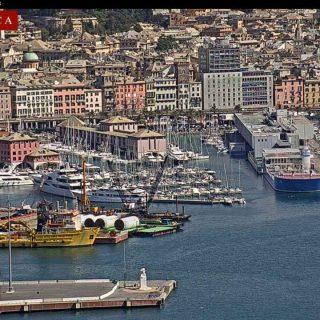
(94, 215), (117, 229)
(302, 146), (311, 172)
(81, 214), (96, 228)
(114, 216), (140, 231)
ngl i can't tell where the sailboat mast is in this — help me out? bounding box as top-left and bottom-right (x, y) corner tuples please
(81, 158), (89, 208)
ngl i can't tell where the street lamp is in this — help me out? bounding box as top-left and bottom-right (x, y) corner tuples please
(6, 201), (14, 293)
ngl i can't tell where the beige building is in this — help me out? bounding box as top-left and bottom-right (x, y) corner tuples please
(305, 79), (320, 110)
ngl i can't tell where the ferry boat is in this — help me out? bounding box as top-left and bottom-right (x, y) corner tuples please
(0, 171), (34, 187)
(263, 146), (320, 192)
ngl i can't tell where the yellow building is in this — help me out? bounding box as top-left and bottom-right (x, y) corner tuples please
(305, 79), (320, 110)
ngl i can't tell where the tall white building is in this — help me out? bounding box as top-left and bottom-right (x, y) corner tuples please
(177, 82), (202, 110)
(202, 72), (242, 111)
(85, 88), (103, 113)
(11, 85), (54, 118)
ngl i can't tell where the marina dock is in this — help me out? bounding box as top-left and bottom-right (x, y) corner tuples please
(0, 278), (176, 314)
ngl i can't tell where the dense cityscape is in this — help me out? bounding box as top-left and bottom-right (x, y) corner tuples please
(1, 8), (320, 318)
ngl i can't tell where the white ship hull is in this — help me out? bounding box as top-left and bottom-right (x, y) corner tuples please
(39, 183), (77, 199)
(0, 178), (34, 187)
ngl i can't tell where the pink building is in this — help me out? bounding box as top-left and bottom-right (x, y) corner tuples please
(56, 116), (166, 160)
(0, 84), (12, 120)
(275, 77), (305, 109)
(24, 148), (60, 170)
(53, 83), (86, 115)
(0, 133), (39, 166)
(115, 78), (146, 111)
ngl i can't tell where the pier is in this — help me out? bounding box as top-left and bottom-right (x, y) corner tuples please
(0, 278), (176, 314)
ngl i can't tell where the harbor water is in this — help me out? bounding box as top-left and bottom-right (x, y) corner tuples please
(1, 145), (320, 319)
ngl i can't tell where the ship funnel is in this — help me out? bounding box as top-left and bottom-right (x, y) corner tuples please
(302, 146), (311, 172)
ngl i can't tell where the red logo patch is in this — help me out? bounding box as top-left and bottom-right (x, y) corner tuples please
(0, 10), (18, 31)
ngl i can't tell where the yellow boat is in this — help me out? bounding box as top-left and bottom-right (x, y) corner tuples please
(0, 221), (100, 248)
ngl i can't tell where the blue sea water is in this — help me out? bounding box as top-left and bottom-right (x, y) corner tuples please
(1, 147), (320, 319)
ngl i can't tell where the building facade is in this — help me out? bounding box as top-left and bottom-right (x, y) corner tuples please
(0, 133), (39, 166)
(304, 79), (320, 110)
(53, 83), (86, 115)
(154, 78), (177, 111)
(177, 82), (202, 110)
(242, 70), (274, 110)
(114, 78), (146, 111)
(85, 88), (103, 113)
(11, 85), (54, 118)
(199, 40), (240, 74)
(202, 72), (242, 111)
(0, 84), (12, 120)
(275, 77), (305, 109)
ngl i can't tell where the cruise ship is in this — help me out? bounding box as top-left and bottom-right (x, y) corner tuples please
(263, 146), (320, 192)
(33, 165), (88, 199)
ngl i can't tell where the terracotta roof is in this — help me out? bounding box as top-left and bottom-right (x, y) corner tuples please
(26, 147), (59, 157)
(101, 116), (135, 124)
(130, 129), (164, 138)
(0, 133), (37, 142)
(57, 115), (85, 128)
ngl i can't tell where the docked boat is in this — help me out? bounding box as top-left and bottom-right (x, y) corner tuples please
(33, 164), (89, 199)
(0, 201), (99, 247)
(167, 144), (189, 162)
(0, 171), (34, 187)
(263, 146), (320, 192)
(0, 224), (99, 247)
(74, 186), (147, 204)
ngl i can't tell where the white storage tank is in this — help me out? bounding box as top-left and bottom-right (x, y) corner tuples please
(94, 215), (117, 229)
(81, 214), (96, 228)
(115, 216), (140, 231)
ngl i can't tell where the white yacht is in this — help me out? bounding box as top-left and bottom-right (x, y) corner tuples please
(167, 144), (189, 161)
(0, 171), (34, 187)
(33, 165), (88, 199)
(79, 185), (147, 203)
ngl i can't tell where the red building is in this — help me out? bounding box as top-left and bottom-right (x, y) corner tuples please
(0, 133), (39, 166)
(115, 77), (146, 111)
(275, 77), (305, 109)
(53, 79), (86, 115)
(24, 148), (60, 170)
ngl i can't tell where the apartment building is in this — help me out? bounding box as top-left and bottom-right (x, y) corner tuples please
(0, 84), (12, 119)
(85, 88), (103, 113)
(177, 82), (202, 110)
(202, 72), (242, 111)
(304, 79), (320, 110)
(11, 85), (54, 118)
(242, 70), (274, 110)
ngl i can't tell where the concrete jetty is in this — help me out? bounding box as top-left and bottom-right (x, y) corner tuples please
(0, 278), (176, 314)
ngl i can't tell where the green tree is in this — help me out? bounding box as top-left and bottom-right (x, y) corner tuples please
(133, 23), (143, 32)
(156, 35), (178, 51)
(41, 28), (50, 41)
